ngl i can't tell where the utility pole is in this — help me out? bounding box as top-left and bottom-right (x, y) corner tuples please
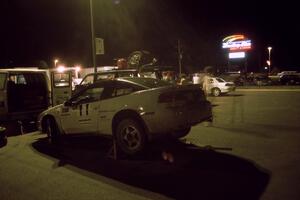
(177, 39), (182, 77)
(90, 0), (97, 73)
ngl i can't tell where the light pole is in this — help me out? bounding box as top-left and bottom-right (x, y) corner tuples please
(267, 46), (272, 74)
(177, 39), (182, 78)
(89, 0), (96, 73)
(54, 59), (59, 68)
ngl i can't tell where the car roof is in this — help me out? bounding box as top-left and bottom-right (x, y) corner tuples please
(117, 77), (173, 88)
(86, 68), (138, 75)
(88, 77), (172, 89)
(0, 68), (48, 73)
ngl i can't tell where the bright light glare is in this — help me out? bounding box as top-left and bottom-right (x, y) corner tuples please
(229, 52), (245, 59)
(54, 59), (59, 67)
(75, 66), (81, 72)
(113, 0), (121, 4)
(57, 65), (66, 73)
(223, 40), (252, 50)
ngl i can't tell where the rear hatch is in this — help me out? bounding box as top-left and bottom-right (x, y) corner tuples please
(157, 85), (212, 124)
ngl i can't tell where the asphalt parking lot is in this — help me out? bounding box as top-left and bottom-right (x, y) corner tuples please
(0, 88), (300, 200)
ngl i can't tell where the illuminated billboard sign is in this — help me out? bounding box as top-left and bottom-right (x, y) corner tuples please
(222, 34), (252, 51)
(228, 52), (245, 59)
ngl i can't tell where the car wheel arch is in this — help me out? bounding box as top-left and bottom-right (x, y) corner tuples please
(112, 109), (149, 140)
(41, 115), (58, 133)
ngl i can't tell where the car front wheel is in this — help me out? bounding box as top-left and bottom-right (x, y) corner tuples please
(45, 118), (60, 144)
(212, 88), (221, 97)
(115, 119), (146, 155)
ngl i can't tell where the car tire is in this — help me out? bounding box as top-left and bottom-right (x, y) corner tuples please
(45, 118), (60, 144)
(172, 127), (191, 138)
(212, 88), (221, 97)
(115, 118), (146, 155)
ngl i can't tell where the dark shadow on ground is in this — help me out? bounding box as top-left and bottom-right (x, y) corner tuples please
(208, 94), (244, 99)
(0, 138), (7, 148)
(219, 94), (244, 97)
(32, 136), (270, 200)
(0, 126), (7, 148)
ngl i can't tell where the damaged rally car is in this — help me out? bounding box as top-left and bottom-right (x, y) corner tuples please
(38, 77), (212, 155)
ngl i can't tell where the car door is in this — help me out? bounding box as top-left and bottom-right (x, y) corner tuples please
(97, 81), (139, 135)
(51, 70), (72, 106)
(60, 85), (104, 134)
(203, 76), (214, 92)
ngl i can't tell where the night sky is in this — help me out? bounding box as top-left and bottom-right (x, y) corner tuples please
(1, 0), (300, 72)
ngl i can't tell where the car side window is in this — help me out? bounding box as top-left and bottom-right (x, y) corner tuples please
(53, 73), (70, 87)
(115, 87), (133, 96)
(81, 74), (94, 85)
(73, 86), (104, 104)
(216, 78), (225, 82)
(97, 73), (115, 80)
(100, 81), (139, 100)
(112, 82), (138, 97)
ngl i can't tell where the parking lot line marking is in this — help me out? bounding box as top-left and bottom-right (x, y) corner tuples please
(236, 89), (300, 92)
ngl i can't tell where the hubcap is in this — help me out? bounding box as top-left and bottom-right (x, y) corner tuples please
(214, 89), (220, 96)
(121, 125), (141, 150)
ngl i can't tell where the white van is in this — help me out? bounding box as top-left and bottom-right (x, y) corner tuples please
(0, 68), (51, 133)
(0, 68), (75, 134)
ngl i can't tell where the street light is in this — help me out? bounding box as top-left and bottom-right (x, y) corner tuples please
(54, 59), (59, 68)
(57, 65), (66, 73)
(267, 47), (272, 74)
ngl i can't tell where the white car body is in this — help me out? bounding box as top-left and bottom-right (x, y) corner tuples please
(38, 77), (212, 154)
(203, 76), (236, 96)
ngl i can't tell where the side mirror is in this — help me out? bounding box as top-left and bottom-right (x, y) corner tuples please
(77, 95), (92, 104)
(64, 95), (91, 107)
(64, 100), (73, 107)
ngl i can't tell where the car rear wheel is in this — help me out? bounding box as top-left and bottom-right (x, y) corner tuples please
(115, 119), (146, 155)
(45, 118), (60, 144)
(212, 88), (221, 97)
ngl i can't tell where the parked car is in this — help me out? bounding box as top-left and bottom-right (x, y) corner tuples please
(253, 75), (272, 86)
(279, 74), (300, 85)
(203, 76), (235, 96)
(38, 77), (212, 155)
